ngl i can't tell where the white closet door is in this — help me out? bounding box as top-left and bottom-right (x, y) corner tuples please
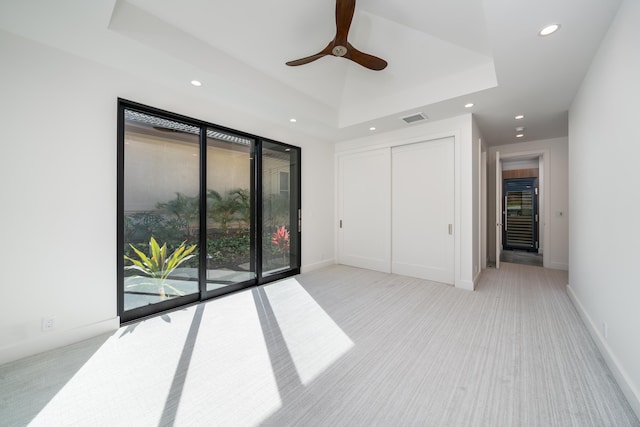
(392, 138), (455, 284)
(338, 149), (391, 272)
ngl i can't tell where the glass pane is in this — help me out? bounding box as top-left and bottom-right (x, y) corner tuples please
(206, 129), (255, 291)
(123, 110), (200, 311)
(506, 190), (534, 247)
(262, 142), (298, 276)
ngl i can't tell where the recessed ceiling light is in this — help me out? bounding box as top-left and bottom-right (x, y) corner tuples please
(465, 103), (474, 108)
(516, 134), (524, 138)
(290, 118), (297, 123)
(539, 24), (561, 36)
(369, 127), (376, 131)
(515, 115), (525, 120)
(515, 126), (525, 132)
(190, 80), (202, 87)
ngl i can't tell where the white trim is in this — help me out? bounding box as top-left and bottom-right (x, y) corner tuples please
(473, 270), (482, 289)
(567, 285), (640, 420)
(481, 151), (487, 269)
(453, 131), (462, 289)
(0, 317), (120, 365)
(547, 262), (569, 271)
(457, 279), (475, 291)
(301, 259), (335, 273)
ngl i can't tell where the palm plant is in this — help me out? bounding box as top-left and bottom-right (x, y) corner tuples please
(124, 237), (196, 299)
(229, 188), (250, 229)
(156, 192), (199, 237)
(207, 189), (241, 233)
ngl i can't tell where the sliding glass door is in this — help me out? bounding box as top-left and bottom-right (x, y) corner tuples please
(118, 100), (301, 323)
(204, 129), (256, 295)
(261, 141), (300, 279)
(120, 109), (201, 320)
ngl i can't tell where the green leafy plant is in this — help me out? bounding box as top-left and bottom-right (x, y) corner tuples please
(156, 192), (199, 237)
(124, 212), (186, 243)
(124, 237), (197, 299)
(206, 231), (251, 266)
(207, 189), (250, 234)
(229, 188), (250, 229)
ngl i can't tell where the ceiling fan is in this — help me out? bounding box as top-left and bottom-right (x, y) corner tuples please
(286, 0), (388, 71)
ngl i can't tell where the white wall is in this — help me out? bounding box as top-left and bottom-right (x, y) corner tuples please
(0, 31), (335, 364)
(487, 137), (569, 270)
(335, 114), (478, 290)
(567, 0), (640, 417)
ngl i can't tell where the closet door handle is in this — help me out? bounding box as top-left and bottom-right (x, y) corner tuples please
(448, 224), (453, 235)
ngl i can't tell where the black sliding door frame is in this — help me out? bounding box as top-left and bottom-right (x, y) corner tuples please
(257, 139), (302, 285)
(117, 99), (301, 324)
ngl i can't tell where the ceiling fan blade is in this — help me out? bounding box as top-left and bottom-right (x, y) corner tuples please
(286, 53), (328, 67)
(286, 44), (333, 67)
(335, 0), (356, 44)
(345, 43), (388, 71)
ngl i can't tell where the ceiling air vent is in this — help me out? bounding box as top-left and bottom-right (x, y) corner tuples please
(400, 113), (427, 124)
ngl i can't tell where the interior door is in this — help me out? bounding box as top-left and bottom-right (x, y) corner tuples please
(496, 151), (502, 269)
(338, 149), (391, 272)
(391, 138), (455, 284)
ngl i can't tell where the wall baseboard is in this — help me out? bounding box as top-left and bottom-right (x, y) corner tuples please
(472, 270), (482, 290)
(301, 259), (335, 274)
(546, 261), (569, 271)
(567, 284), (640, 420)
(0, 317), (120, 366)
(456, 279), (474, 291)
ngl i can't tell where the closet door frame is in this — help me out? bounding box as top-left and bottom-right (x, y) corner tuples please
(336, 131), (462, 288)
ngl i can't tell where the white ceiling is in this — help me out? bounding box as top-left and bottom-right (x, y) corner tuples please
(0, 0), (622, 146)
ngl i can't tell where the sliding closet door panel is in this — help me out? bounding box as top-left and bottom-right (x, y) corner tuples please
(392, 138), (454, 284)
(338, 149), (391, 272)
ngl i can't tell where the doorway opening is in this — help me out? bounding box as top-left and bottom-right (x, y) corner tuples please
(502, 177), (541, 267)
(496, 153), (546, 269)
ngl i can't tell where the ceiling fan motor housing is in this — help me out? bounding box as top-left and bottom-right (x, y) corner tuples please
(332, 45), (348, 57)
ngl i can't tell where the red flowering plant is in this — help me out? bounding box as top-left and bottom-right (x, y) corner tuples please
(271, 225), (290, 265)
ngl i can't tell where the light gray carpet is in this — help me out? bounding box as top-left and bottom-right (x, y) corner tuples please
(1, 264), (638, 426)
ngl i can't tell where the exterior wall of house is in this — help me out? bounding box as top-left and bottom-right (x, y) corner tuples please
(568, 0), (640, 417)
(0, 30), (335, 364)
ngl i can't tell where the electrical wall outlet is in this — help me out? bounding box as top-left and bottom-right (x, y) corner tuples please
(42, 316), (56, 332)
